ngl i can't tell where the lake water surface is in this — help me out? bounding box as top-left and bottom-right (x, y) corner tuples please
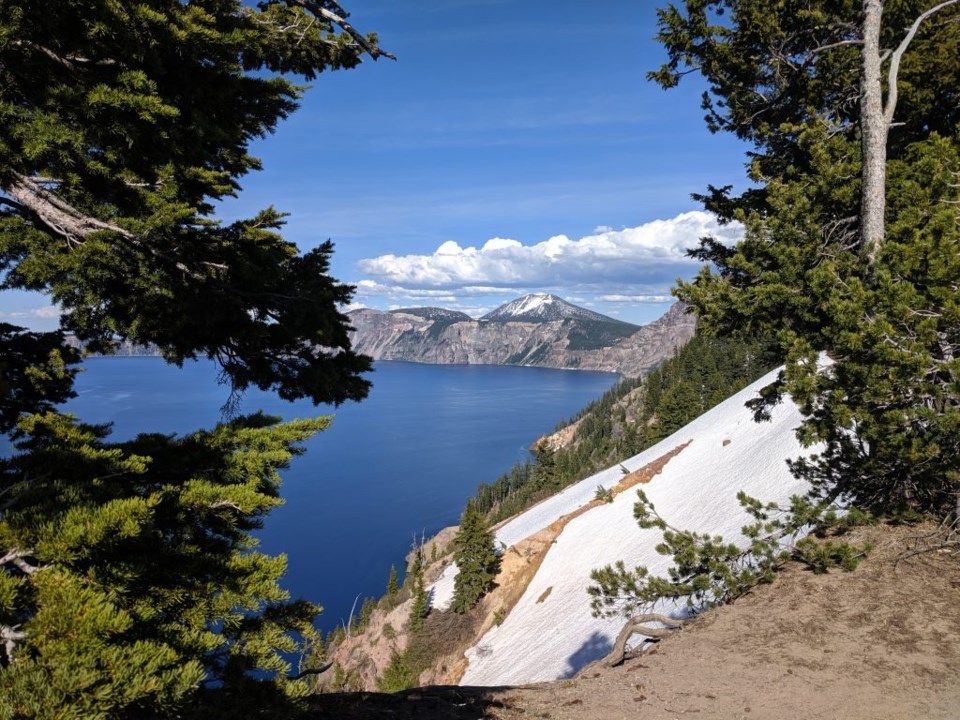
(60, 358), (616, 630)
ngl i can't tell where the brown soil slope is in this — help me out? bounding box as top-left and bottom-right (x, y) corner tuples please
(309, 522), (960, 719)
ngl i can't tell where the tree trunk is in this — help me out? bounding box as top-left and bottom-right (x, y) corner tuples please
(860, 0), (888, 263)
(603, 613), (684, 667)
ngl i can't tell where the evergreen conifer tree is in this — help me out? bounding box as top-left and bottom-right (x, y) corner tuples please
(408, 569), (429, 631)
(450, 502), (499, 614)
(386, 565), (400, 597)
(652, 1), (960, 516)
(0, 1), (391, 716)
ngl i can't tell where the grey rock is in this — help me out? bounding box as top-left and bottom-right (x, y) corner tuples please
(347, 298), (696, 378)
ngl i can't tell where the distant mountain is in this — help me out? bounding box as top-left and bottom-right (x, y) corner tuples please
(347, 296), (696, 377)
(391, 307), (473, 323)
(481, 294), (623, 324)
(63, 335), (160, 357)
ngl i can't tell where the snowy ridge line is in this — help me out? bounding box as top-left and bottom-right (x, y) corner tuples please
(458, 366), (815, 685)
(431, 441), (692, 613)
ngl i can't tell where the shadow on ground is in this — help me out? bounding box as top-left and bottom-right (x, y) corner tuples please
(307, 685), (517, 720)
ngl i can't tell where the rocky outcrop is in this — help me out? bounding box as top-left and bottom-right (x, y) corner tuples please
(347, 299), (696, 378)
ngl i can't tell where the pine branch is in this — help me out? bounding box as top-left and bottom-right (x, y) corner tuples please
(287, 0), (396, 60)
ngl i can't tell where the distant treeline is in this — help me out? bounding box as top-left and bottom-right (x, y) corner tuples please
(471, 335), (781, 524)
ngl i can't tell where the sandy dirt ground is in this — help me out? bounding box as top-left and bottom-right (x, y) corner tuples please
(309, 522), (960, 719)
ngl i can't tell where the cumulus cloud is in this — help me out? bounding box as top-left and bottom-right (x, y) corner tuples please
(597, 294), (676, 303)
(0, 305), (60, 320)
(357, 211), (742, 289)
(353, 279), (518, 304)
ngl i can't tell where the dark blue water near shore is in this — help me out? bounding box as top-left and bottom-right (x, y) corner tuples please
(59, 358), (616, 631)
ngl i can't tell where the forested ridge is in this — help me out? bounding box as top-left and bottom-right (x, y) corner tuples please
(471, 334), (780, 524)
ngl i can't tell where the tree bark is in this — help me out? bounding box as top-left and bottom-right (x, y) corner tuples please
(603, 613), (684, 667)
(860, 0), (887, 263)
(859, 0), (960, 263)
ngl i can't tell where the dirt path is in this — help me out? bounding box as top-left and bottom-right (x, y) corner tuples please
(309, 522), (960, 719)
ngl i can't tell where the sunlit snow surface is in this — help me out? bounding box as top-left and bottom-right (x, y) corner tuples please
(448, 367), (815, 686)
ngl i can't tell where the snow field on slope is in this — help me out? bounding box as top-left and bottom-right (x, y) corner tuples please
(458, 367), (815, 685)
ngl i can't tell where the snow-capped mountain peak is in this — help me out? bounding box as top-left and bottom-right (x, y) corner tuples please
(480, 294), (628, 325)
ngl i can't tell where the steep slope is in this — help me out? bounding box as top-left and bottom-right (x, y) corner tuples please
(310, 520), (960, 719)
(426, 366), (815, 685)
(347, 300), (695, 377)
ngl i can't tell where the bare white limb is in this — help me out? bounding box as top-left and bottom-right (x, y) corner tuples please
(209, 500), (243, 511)
(4, 171), (133, 246)
(1, 625), (27, 664)
(287, 0), (396, 60)
(0, 547), (39, 575)
(885, 0), (960, 125)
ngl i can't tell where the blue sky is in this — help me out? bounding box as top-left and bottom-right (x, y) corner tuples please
(2, 0), (752, 329)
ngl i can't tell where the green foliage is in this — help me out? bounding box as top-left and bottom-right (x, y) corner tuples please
(563, 319), (640, 351)
(386, 565), (400, 597)
(594, 485), (614, 504)
(649, 1), (960, 204)
(588, 489), (871, 618)
(0, 411), (330, 718)
(651, 2), (960, 518)
(408, 560), (429, 631)
(358, 597), (377, 632)
(470, 335), (780, 523)
(376, 651), (419, 693)
(0, 0), (388, 405)
(0, 325), (80, 434)
(0, 2), (390, 716)
(450, 502), (499, 614)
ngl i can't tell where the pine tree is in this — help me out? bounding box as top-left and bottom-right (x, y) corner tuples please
(408, 569), (429, 631)
(654, 1), (960, 517)
(0, 0), (393, 405)
(386, 565), (400, 597)
(0, 412), (331, 718)
(0, 1), (392, 717)
(376, 651), (418, 693)
(358, 597), (377, 631)
(450, 502), (499, 614)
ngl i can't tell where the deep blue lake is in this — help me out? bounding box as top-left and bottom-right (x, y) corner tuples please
(55, 358), (616, 631)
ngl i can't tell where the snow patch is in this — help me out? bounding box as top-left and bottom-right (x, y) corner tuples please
(512, 293), (554, 317)
(458, 367), (815, 686)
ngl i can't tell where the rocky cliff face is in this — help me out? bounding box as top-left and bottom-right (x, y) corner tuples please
(347, 298), (696, 378)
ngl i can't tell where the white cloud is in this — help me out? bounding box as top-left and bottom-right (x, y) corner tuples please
(0, 305), (60, 320)
(357, 211), (742, 288)
(354, 279), (518, 303)
(597, 294), (675, 304)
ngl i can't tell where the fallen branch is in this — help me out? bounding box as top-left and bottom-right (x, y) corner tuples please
(604, 613), (684, 667)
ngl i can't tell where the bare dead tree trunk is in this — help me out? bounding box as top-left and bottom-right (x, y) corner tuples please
(603, 613), (684, 667)
(859, 0), (960, 263)
(860, 0), (887, 263)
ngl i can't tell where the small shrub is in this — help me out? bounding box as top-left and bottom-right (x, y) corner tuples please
(594, 485), (614, 503)
(377, 651), (418, 693)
